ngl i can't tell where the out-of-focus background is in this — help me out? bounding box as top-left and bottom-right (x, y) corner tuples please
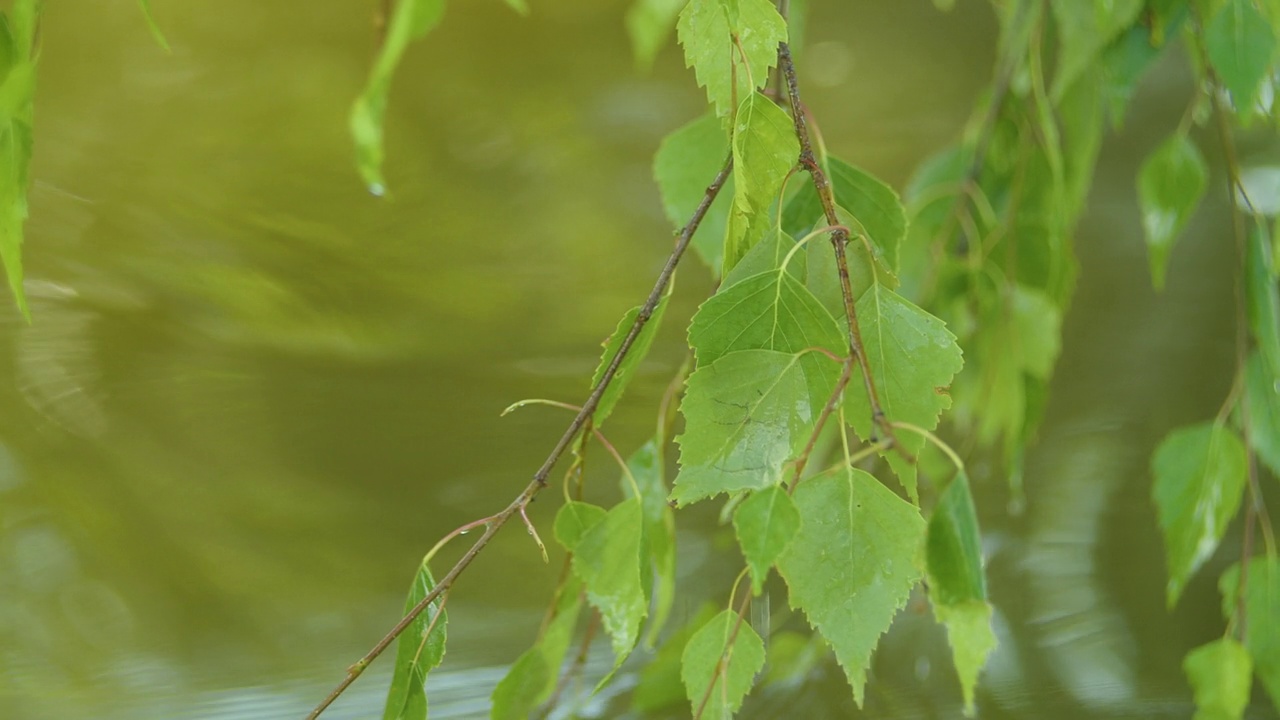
(0, 2), (1265, 718)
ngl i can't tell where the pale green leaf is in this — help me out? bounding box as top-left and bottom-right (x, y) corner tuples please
(1247, 222), (1280, 381)
(673, 350), (815, 505)
(137, 0), (170, 51)
(676, 0), (787, 120)
(1220, 557), (1280, 708)
(350, 0), (446, 194)
(591, 297), (670, 425)
(1012, 285), (1062, 380)
(733, 485), (800, 595)
(554, 501), (606, 552)
(934, 602), (996, 717)
(775, 467), (926, 705)
(782, 157), (907, 276)
(1245, 352), (1280, 479)
(632, 604), (718, 713)
(571, 498), (647, 663)
(490, 576), (583, 720)
(1152, 422), (1248, 607)
(1184, 637), (1253, 720)
(1206, 0), (1276, 114)
(1138, 132), (1207, 290)
(382, 560), (448, 720)
(844, 285), (965, 501)
(1050, 0), (1144, 99)
(626, 0), (686, 70)
(619, 439), (677, 646)
(680, 608), (766, 720)
(653, 113), (732, 273)
(725, 92), (800, 272)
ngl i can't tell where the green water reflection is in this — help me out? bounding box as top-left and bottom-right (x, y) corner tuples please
(0, 2), (1268, 719)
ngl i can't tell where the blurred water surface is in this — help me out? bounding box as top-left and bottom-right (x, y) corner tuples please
(0, 2), (1266, 719)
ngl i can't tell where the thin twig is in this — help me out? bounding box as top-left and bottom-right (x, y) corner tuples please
(305, 155), (734, 720)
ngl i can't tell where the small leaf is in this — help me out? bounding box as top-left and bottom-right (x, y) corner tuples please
(490, 576), (583, 720)
(733, 485), (801, 595)
(775, 467), (926, 705)
(782, 157), (907, 276)
(591, 297), (670, 425)
(1183, 637), (1252, 720)
(673, 350), (815, 505)
(1012, 285), (1062, 380)
(1138, 132), (1207, 290)
(382, 560), (448, 720)
(1245, 352), (1280, 479)
(1247, 222), (1280, 381)
(1205, 0), (1276, 115)
(137, 0), (171, 51)
(626, 0), (686, 70)
(350, 0), (446, 194)
(680, 608), (766, 720)
(1219, 557), (1280, 708)
(653, 113), (732, 273)
(677, 0), (787, 120)
(554, 501), (606, 552)
(725, 92), (801, 272)
(570, 499), (647, 664)
(933, 601), (997, 717)
(1152, 422), (1248, 607)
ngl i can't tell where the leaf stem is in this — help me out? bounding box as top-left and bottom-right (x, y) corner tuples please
(788, 360), (853, 494)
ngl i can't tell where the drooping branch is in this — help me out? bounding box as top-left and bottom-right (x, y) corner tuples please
(306, 154), (734, 719)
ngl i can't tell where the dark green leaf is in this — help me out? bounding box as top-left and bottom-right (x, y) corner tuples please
(1152, 422), (1248, 607)
(1247, 221), (1280, 380)
(677, 0), (787, 120)
(1220, 557), (1280, 708)
(653, 113), (732, 273)
(137, 0), (170, 51)
(725, 92), (800, 272)
(1183, 637), (1252, 720)
(733, 485), (800, 595)
(1205, 0), (1276, 115)
(382, 560), (448, 720)
(571, 498), (647, 664)
(626, 0), (686, 70)
(554, 501), (606, 552)
(591, 297), (670, 425)
(1245, 352), (1280, 479)
(490, 576), (583, 720)
(350, 0), (446, 194)
(1138, 132), (1207, 290)
(775, 467), (926, 705)
(673, 350), (816, 505)
(680, 608), (766, 720)
(782, 157), (907, 275)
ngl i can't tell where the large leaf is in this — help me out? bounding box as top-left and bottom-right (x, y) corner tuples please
(1183, 637), (1253, 720)
(1151, 422), (1248, 607)
(626, 0), (687, 70)
(653, 113), (732, 273)
(1138, 132), (1207, 290)
(1050, 0), (1144, 99)
(725, 92), (800, 272)
(1245, 352), (1280, 479)
(676, 0), (787, 120)
(733, 485), (800, 595)
(681, 608), (766, 720)
(1247, 222), (1280, 381)
(844, 285), (965, 501)
(382, 560), (448, 720)
(775, 468), (926, 705)
(1220, 557), (1280, 708)
(0, 0), (38, 318)
(570, 498), (647, 664)
(490, 576), (583, 720)
(619, 439), (677, 646)
(591, 297), (670, 425)
(673, 350), (815, 505)
(350, 0), (446, 194)
(782, 156), (907, 276)
(1205, 0), (1276, 115)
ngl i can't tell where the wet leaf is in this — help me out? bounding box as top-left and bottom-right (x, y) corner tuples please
(1205, 0), (1275, 115)
(350, 0), (446, 194)
(554, 501), (606, 551)
(490, 576), (583, 720)
(1247, 222), (1280, 381)
(782, 156), (907, 276)
(1245, 352), (1280, 480)
(1152, 422), (1247, 607)
(382, 560), (448, 720)
(626, 0), (686, 70)
(844, 285), (964, 501)
(775, 467), (926, 705)
(137, 0), (170, 51)
(570, 498), (647, 664)
(733, 485), (800, 595)
(1183, 637), (1252, 720)
(653, 113), (732, 273)
(591, 297), (670, 425)
(677, 0), (787, 120)
(1138, 132), (1207, 290)
(1220, 557), (1280, 708)
(725, 92), (800, 272)
(681, 608), (766, 720)
(673, 350), (815, 505)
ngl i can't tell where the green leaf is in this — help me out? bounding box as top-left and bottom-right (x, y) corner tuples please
(653, 113), (732, 273)
(591, 297), (670, 425)
(677, 0), (787, 120)
(137, 0), (171, 51)
(619, 439), (678, 646)
(626, 0), (686, 70)
(1012, 285), (1062, 379)
(725, 92), (801, 272)
(1220, 557), (1280, 708)
(781, 157), (907, 276)
(490, 576), (583, 720)
(673, 350), (816, 505)
(721, 227), (806, 288)
(0, 0), (37, 319)
(502, 0), (530, 15)
(570, 498), (647, 664)
(1245, 352), (1280, 479)
(775, 467), (926, 705)
(680, 608), (766, 720)
(1151, 422), (1248, 607)
(1184, 637), (1253, 720)
(1205, 0), (1276, 115)
(554, 501), (606, 552)
(733, 485), (801, 595)
(350, 0), (446, 194)
(1138, 132), (1207, 290)
(933, 601), (997, 717)
(632, 604), (719, 713)
(844, 285), (965, 501)
(1247, 221), (1280, 380)
(382, 560), (448, 720)
(1050, 0), (1144, 99)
